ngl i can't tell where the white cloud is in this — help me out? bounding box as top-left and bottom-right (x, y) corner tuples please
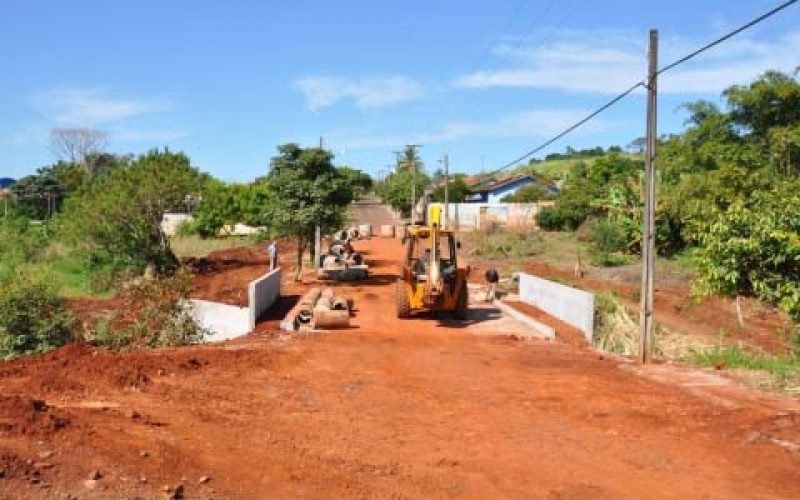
(455, 29), (800, 95)
(295, 75), (425, 111)
(29, 88), (172, 126)
(327, 108), (611, 151)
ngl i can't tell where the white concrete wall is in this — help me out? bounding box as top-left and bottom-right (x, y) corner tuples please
(187, 299), (251, 342)
(187, 268), (282, 342)
(248, 268), (281, 328)
(428, 202), (554, 230)
(518, 273), (594, 342)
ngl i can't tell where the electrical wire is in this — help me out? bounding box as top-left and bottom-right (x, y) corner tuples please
(658, 0), (797, 76)
(481, 0), (798, 178)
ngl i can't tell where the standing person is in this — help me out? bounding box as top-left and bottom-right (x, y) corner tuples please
(485, 264), (499, 302)
(268, 240), (278, 270)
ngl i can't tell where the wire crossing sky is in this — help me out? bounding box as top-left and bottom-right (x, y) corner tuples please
(2, 0), (799, 181)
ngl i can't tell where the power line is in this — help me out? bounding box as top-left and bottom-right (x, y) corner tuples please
(486, 80), (644, 175)
(483, 0), (798, 178)
(658, 0), (797, 76)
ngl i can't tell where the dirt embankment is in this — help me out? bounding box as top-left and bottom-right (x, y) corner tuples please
(1, 199), (798, 499)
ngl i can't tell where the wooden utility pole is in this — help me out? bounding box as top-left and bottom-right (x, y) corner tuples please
(443, 154), (450, 229)
(407, 144), (421, 225)
(640, 29), (658, 364)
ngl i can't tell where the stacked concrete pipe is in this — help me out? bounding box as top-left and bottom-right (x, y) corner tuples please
(281, 287), (351, 331)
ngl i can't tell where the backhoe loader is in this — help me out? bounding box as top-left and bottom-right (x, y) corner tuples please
(395, 207), (469, 319)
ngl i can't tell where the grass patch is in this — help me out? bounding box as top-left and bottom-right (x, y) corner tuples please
(690, 346), (800, 376)
(463, 227), (545, 259)
(171, 235), (255, 259)
(690, 346), (800, 393)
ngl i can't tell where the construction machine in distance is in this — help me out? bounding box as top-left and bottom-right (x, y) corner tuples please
(396, 206), (470, 319)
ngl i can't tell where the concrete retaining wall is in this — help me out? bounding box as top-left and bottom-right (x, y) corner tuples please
(518, 273), (594, 342)
(188, 268), (282, 342)
(248, 268), (281, 328)
(187, 299), (251, 342)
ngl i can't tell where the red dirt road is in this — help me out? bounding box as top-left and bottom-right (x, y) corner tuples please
(1, 199), (799, 499)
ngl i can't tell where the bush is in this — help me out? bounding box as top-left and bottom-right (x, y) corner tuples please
(536, 200), (591, 231)
(0, 274), (75, 359)
(593, 219), (629, 253)
(87, 268), (206, 350)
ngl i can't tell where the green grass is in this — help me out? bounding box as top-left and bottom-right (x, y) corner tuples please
(23, 250), (113, 298)
(170, 234), (255, 259)
(691, 346), (800, 377)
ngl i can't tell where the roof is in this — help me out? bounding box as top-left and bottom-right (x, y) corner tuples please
(471, 174), (536, 194)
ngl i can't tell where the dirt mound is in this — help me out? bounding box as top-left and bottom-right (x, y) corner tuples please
(0, 395), (70, 438)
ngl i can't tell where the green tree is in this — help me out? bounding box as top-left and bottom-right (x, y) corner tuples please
(500, 183), (553, 203)
(186, 180), (275, 238)
(378, 168), (430, 217)
(430, 175), (471, 203)
(58, 148), (209, 276)
(265, 144), (354, 279)
(695, 181), (800, 322)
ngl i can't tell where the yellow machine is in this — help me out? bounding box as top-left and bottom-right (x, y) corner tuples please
(396, 207), (470, 319)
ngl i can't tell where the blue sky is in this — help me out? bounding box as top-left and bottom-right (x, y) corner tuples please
(2, 0), (798, 181)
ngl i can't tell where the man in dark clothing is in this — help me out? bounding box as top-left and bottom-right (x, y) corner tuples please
(485, 265), (499, 302)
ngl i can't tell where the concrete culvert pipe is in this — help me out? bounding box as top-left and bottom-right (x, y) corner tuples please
(349, 252), (364, 265)
(334, 229), (348, 242)
(331, 296), (349, 311)
(323, 255), (342, 269)
(330, 239), (348, 249)
(296, 309), (314, 324)
(314, 288), (335, 310)
(329, 244), (345, 257)
(347, 227), (360, 240)
(380, 225), (395, 238)
(312, 309), (350, 329)
(296, 287), (322, 324)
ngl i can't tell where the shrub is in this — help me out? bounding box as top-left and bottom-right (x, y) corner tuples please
(87, 268), (206, 350)
(0, 274), (75, 359)
(592, 219), (629, 253)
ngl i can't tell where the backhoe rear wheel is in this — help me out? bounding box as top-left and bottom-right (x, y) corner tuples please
(396, 279), (411, 319)
(452, 282), (469, 320)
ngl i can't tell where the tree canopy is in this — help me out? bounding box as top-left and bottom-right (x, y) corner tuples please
(58, 148), (209, 275)
(265, 144), (354, 278)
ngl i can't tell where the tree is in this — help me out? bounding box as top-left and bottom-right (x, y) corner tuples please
(58, 148), (209, 276)
(695, 181), (800, 322)
(430, 175), (471, 203)
(500, 183), (552, 203)
(378, 168), (430, 217)
(50, 128), (109, 175)
(187, 180), (276, 238)
(265, 144), (354, 280)
(336, 166), (373, 196)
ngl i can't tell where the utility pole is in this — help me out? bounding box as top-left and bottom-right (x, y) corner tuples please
(443, 154), (450, 229)
(640, 29), (658, 364)
(407, 144), (422, 225)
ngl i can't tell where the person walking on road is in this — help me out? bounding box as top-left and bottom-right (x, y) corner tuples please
(268, 240), (278, 270)
(485, 264), (499, 302)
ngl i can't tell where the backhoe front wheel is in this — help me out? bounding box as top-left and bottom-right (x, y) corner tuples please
(396, 279), (411, 319)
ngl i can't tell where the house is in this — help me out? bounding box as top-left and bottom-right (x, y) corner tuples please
(464, 174), (557, 203)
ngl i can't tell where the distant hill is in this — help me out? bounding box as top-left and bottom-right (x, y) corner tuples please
(0, 177), (16, 189)
(518, 152), (644, 180)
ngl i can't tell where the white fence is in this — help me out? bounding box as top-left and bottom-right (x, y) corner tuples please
(427, 202), (553, 230)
